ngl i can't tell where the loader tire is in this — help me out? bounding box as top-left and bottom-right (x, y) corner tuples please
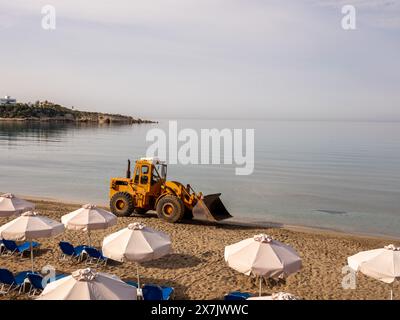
(110, 192), (134, 217)
(156, 195), (184, 223)
(134, 208), (148, 215)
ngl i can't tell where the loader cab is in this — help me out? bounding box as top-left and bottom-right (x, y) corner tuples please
(132, 159), (166, 193)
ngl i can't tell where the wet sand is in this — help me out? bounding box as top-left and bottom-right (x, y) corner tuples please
(0, 199), (398, 300)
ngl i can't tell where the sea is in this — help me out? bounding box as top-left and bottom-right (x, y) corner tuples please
(1, 119), (399, 238)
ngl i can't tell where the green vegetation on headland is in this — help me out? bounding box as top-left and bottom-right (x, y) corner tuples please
(0, 101), (155, 124)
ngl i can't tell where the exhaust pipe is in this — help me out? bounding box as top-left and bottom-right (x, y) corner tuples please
(126, 159), (131, 178)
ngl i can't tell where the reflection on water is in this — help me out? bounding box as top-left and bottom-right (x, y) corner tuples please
(0, 119), (400, 237)
(0, 121), (132, 145)
(0, 121), (67, 143)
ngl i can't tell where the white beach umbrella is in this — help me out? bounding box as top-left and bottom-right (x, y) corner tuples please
(0, 211), (64, 270)
(224, 234), (302, 296)
(37, 268), (137, 300)
(102, 222), (172, 287)
(348, 244), (400, 299)
(61, 204), (117, 246)
(0, 193), (35, 217)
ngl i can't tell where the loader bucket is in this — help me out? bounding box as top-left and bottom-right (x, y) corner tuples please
(193, 193), (232, 222)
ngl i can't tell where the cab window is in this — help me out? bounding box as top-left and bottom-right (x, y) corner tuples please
(134, 168), (140, 183)
(151, 167), (160, 185)
(140, 165), (149, 184)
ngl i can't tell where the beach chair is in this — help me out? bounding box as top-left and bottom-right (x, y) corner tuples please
(125, 280), (138, 288)
(1, 239), (40, 257)
(0, 268), (30, 294)
(27, 272), (67, 297)
(26, 273), (45, 297)
(142, 284), (174, 300)
(224, 291), (252, 300)
(59, 241), (85, 261)
(84, 247), (108, 266)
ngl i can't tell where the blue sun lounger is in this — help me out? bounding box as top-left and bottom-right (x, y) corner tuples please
(0, 268), (31, 294)
(1, 240), (40, 257)
(83, 246), (108, 266)
(142, 284), (174, 300)
(27, 272), (68, 296)
(59, 241), (85, 261)
(224, 291), (252, 300)
(125, 280), (138, 288)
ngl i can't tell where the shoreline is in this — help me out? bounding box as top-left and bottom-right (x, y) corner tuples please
(0, 117), (157, 124)
(17, 193), (400, 242)
(0, 101), (156, 124)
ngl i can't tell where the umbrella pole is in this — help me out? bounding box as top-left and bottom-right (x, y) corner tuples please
(259, 276), (262, 297)
(137, 263), (140, 288)
(391, 283), (393, 300)
(88, 231), (91, 247)
(30, 241), (34, 272)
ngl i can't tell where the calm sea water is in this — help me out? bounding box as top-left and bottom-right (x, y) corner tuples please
(1, 120), (400, 237)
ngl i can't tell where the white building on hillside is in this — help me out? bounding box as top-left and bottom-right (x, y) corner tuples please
(0, 96), (17, 105)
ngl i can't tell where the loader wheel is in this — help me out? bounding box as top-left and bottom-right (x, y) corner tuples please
(156, 195), (184, 223)
(134, 208), (148, 215)
(110, 192), (134, 217)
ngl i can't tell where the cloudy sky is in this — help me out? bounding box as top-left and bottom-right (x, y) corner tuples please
(0, 0), (399, 120)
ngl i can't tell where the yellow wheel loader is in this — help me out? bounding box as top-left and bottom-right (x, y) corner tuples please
(109, 158), (232, 223)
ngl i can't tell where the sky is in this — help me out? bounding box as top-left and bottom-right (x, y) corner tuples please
(0, 0), (399, 121)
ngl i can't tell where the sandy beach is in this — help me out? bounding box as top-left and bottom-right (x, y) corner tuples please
(0, 198), (398, 300)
